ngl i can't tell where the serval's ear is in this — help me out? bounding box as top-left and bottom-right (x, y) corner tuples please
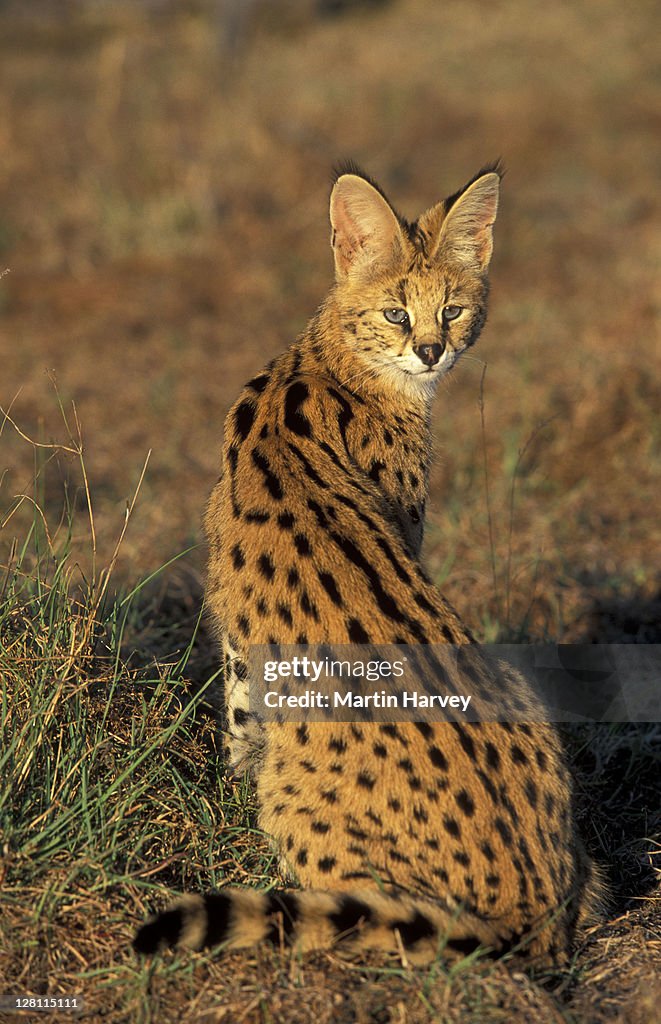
(436, 170), (500, 271)
(330, 172), (406, 280)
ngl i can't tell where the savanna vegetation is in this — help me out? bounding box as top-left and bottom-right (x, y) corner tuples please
(1, 1), (659, 1020)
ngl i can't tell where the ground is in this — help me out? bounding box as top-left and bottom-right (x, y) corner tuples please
(0, 1), (659, 1021)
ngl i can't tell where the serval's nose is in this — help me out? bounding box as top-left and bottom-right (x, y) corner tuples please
(414, 341), (444, 367)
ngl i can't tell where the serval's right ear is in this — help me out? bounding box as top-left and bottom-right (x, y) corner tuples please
(330, 172), (406, 281)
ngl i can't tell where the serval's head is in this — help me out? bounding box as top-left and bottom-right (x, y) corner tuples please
(329, 163), (501, 393)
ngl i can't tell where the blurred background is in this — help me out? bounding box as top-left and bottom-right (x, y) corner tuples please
(0, 0), (659, 639)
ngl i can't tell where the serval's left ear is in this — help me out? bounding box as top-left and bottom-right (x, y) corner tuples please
(418, 170), (500, 272)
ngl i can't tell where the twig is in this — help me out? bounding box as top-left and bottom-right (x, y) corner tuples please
(505, 415), (558, 633)
(478, 365), (499, 605)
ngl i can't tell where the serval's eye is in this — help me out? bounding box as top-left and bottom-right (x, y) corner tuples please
(442, 305), (463, 322)
(383, 308), (409, 325)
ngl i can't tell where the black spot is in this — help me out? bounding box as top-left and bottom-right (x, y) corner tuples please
(134, 906), (189, 954)
(307, 499), (328, 527)
(428, 745), (449, 772)
(511, 745), (528, 766)
(237, 615), (250, 638)
(372, 742), (388, 758)
(231, 544), (245, 570)
(245, 509), (270, 523)
(328, 736), (347, 754)
(276, 602), (293, 627)
(234, 400), (256, 440)
(356, 772), (376, 790)
(257, 553), (275, 580)
(414, 591), (435, 614)
(317, 856), (336, 873)
(300, 590), (319, 621)
(517, 835), (535, 872)
(251, 449), (283, 499)
(451, 722), (477, 762)
(484, 742), (501, 772)
(311, 820), (331, 834)
(296, 849), (308, 866)
(277, 511), (296, 530)
(329, 896), (373, 936)
(476, 769), (499, 804)
(388, 797), (402, 813)
(347, 618), (370, 643)
(392, 911), (436, 948)
(294, 533), (312, 557)
(288, 442), (329, 488)
(383, 429), (394, 446)
(524, 778), (538, 809)
(380, 724), (408, 745)
(345, 824), (369, 841)
(247, 373), (270, 393)
(318, 572), (343, 606)
(265, 892), (301, 944)
(234, 707), (249, 725)
(443, 816), (461, 839)
(296, 724), (309, 746)
(375, 536), (412, 584)
(455, 790), (475, 817)
(453, 851), (470, 867)
(287, 567), (300, 588)
(284, 381), (312, 437)
(495, 817), (513, 847)
(329, 531), (412, 629)
(256, 598), (268, 617)
(446, 936), (482, 956)
(227, 445), (239, 475)
(536, 749), (549, 772)
(327, 386), (356, 445)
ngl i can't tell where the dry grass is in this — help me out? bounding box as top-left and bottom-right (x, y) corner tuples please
(1, 0), (660, 1021)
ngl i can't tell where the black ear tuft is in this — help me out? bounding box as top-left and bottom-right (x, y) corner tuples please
(444, 160), (505, 214)
(332, 159), (378, 188)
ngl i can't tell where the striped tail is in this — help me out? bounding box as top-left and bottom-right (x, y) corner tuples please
(133, 888), (524, 965)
